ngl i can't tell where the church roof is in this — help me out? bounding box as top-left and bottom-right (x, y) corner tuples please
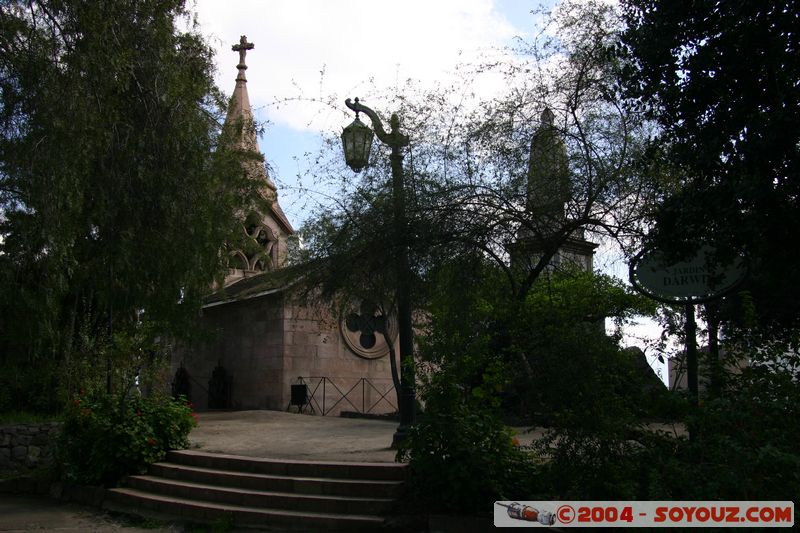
(204, 262), (308, 307)
(268, 195), (294, 236)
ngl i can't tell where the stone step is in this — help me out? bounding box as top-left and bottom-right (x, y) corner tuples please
(106, 487), (386, 531)
(167, 450), (407, 481)
(125, 474), (396, 515)
(149, 462), (404, 498)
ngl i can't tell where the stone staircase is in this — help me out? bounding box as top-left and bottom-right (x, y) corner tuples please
(105, 450), (408, 531)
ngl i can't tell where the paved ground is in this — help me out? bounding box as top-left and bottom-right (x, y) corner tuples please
(188, 409), (547, 462)
(189, 409), (402, 462)
(0, 494), (179, 532)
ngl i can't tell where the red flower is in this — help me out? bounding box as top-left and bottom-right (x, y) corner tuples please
(72, 398), (81, 407)
(146, 437), (156, 446)
(136, 410), (142, 417)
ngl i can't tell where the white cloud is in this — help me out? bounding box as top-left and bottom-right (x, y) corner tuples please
(190, 0), (526, 132)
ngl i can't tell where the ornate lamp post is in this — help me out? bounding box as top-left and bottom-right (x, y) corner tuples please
(341, 98), (415, 447)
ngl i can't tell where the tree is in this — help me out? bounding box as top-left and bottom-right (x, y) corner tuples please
(420, 253), (658, 414)
(0, 0), (253, 409)
(620, 0), (800, 332)
(295, 0), (662, 380)
(616, 2), (800, 503)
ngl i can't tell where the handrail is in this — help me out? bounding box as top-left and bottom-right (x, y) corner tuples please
(294, 376), (397, 416)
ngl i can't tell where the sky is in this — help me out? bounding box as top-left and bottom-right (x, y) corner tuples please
(188, 0), (669, 383)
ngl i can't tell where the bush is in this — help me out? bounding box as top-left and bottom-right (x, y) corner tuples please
(58, 391), (197, 486)
(528, 353), (800, 501)
(529, 426), (654, 499)
(397, 360), (538, 514)
(398, 406), (537, 513)
(646, 358), (800, 500)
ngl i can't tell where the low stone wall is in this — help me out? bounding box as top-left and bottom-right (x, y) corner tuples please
(0, 422), (60, 473)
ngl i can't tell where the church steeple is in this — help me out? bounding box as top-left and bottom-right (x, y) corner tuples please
(226, 35), (276, 191)
(223, 36), (294, 287)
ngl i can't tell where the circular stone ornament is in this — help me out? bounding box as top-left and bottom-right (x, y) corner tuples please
(339, 301), (398, 359)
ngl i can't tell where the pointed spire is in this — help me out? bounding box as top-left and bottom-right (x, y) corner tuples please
(225, 35), (278, 192)
(220, 35), (294, 286)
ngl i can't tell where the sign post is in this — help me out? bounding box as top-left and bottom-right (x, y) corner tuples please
(684, 301), (698, 406)
(629, 246), (746, 411)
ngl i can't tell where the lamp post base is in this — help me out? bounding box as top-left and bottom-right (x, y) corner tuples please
(390, 424), (410, 449)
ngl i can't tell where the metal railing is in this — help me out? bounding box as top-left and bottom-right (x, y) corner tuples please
(293, 376), (397, 416)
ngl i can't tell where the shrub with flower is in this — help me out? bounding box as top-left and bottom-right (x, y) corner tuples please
(59, 391), (197, 485)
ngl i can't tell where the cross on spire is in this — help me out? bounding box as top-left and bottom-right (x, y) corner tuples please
(232, 35), (254, 70)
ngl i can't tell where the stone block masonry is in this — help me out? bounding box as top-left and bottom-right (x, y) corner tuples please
(0, 422), (60, 473)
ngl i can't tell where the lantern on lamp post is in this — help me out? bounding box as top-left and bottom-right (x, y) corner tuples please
(341, 97), (415, 448)
(341, 102), (374, 172)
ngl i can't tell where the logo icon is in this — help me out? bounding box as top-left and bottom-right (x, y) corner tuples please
(496, 502), (556, 525)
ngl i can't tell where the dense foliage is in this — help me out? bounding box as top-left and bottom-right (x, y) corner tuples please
(397, 372), (537, 512)
(610, 0), (800, 500)
(397, 254), (664, 510)
(59, 390), (197, 485)
(403, 257), (800, 507)
(421, 256), (659, 419)
(620, 0), (800, 331)
(0, 0), (254, 410)
(533, 345), (800, 500)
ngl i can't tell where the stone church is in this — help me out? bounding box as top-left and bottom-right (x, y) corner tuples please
(172, 37), (598, 415)
(172, 38), (397, 415)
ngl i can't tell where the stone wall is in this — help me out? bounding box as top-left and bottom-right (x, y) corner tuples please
(175, 290), (397, 416)
(176, 292), (286, 411)
(0, 422), (60, 473)
(282, 301), (395, 416)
